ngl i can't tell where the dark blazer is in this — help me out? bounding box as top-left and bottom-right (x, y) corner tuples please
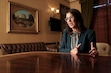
(59, 29), (96, 53)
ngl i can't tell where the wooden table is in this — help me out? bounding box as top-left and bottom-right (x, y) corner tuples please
(0, 51), (111, 73)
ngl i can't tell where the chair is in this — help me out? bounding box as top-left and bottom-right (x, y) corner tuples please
(96, 43), (111, 56)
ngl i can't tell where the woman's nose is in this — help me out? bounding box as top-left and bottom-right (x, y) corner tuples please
(68, 19), (71, 22)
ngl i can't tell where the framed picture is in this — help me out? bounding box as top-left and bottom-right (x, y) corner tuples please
(65, 0), (78, 3)
(60, 4), (70, 31)
(7, 1), (39, 33)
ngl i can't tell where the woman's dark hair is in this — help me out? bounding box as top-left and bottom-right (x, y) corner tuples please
(65, 9), (87, 34)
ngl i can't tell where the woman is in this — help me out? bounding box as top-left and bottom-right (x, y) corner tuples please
(59, 9), (98, 57)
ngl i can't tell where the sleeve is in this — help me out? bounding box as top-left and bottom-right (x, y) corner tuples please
(58, 29), (70, 52)
(87, 30), (97, 49)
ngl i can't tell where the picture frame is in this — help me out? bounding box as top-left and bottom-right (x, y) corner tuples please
(7, 1), (39, 34)
(65, 0), (78, 3)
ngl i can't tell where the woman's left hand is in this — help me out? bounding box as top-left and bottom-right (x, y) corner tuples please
(89, 42), (98, 57)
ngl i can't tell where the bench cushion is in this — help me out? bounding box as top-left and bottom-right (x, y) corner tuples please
(0, 42), (47, 55)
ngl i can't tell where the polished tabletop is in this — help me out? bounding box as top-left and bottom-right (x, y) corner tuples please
(0, 52), (111, 73)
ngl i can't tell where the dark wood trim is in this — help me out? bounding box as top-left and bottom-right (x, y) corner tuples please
(45, 42), (59, 45)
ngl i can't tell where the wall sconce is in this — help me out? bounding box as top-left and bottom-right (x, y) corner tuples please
(51, 7), (59, 17)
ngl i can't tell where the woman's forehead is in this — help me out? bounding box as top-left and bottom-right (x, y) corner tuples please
(66, 13), (73, 16)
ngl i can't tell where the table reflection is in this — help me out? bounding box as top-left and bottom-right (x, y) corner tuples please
(0, 52), (111, 73)
(60, 54), (96, 73)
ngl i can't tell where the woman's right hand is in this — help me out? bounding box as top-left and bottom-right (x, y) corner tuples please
(70, 44), (81, 55)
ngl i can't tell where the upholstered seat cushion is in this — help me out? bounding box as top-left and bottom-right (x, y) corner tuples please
(0, 42), (47, 55)
(96, 43), (111, 56)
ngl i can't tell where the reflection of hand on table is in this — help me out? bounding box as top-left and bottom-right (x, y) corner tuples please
(71, 54), (81, 73)
(89, 56), (97, 69)
(71, 53), (81, 63)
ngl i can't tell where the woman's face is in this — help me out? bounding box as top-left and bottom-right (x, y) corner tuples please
(65, 12), (76, 29)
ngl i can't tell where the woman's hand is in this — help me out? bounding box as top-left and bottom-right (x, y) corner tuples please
(89, 42), (98, 57)
(70, 44), (81, 55)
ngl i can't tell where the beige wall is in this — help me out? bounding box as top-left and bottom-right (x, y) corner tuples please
(0, 0), (80, 44)
(70, 1), (81, 11)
